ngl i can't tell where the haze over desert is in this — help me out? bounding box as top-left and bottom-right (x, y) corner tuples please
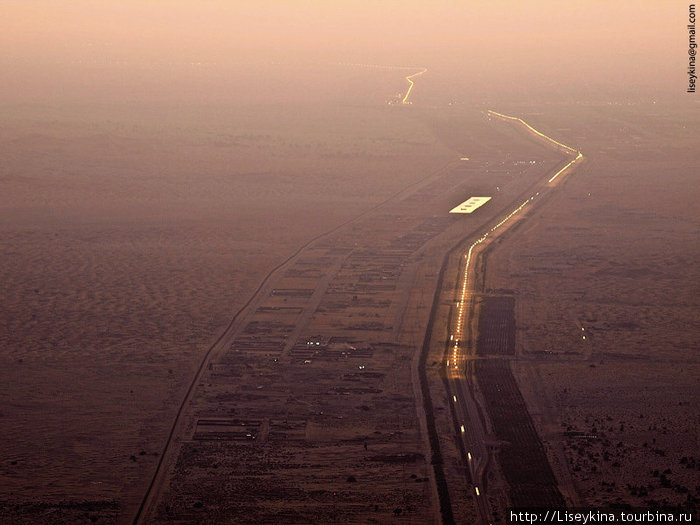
(1, 2), (697, 524)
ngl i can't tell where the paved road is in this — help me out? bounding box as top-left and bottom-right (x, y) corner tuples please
(443, 111), (583, 524)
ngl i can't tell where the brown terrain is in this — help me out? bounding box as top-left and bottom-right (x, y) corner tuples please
(0, 66), (453, 523)
(1, 58), (697, 525)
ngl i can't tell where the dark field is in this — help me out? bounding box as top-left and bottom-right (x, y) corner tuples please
(476, 295), (516, 356)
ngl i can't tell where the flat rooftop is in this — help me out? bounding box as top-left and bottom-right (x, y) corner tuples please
(449, 196), (492, 214)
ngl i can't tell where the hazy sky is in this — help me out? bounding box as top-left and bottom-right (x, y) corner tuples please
(2, 1), (685, 104)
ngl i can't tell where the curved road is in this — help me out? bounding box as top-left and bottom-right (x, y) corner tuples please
(337, 62), (426, 105)
(401, 67), (427, 104)
(445, 110), (583, 524)
(132, 74), (581, 522)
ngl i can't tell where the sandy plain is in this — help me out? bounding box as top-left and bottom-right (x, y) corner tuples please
(0, 65), (455, 523)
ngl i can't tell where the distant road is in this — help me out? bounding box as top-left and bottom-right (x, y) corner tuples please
(336, 62), (426, 104)
(444, 111), (583, 524)
(401, 67), (427, 104)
